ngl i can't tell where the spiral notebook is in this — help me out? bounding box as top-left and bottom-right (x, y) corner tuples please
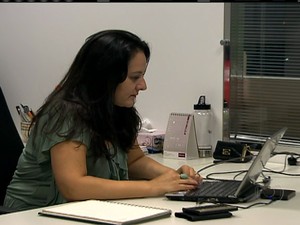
(38, 200), (172, 225)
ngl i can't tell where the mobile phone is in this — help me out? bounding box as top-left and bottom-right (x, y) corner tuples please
(175, 211), (233, 221)
(182, 204), (238, 216)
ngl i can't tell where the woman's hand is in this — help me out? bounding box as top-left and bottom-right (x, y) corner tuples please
(148, 166), (202, 197)
(176, 164), (203, 183)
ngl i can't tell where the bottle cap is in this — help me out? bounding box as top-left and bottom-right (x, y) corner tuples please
(194, 95), (211, 110)
(224, 100), (228, 108)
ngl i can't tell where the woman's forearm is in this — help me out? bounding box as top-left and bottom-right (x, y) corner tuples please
(128, 155), (175, 180)
(61, 176), (160, 201)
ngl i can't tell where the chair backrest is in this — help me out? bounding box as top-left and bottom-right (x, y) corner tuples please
(0, 87), (24, 205)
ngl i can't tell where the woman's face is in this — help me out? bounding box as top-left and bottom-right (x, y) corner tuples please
(114, 51), (148, 108)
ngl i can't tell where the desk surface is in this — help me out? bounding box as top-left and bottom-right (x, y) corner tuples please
(1, 151), (299, 225)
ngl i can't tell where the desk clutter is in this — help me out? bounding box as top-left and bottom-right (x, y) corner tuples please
(213, 141), (253, 163)
(137, 118), (165, 154)
(137, 131), (165, 154)
(16, 103), (35, 143)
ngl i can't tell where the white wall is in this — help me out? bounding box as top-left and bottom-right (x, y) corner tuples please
(0, 3), (224, 147)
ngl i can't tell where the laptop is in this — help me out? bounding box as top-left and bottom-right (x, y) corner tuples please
(165, 127), (287, 203)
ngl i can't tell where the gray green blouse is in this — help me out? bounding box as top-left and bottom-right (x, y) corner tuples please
(4, 114), (128, 211)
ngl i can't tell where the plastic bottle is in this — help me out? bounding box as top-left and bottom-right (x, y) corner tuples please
(193, 95), (212, 157)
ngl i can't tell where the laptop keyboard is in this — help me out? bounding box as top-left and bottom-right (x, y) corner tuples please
(186, 180), (241, 197)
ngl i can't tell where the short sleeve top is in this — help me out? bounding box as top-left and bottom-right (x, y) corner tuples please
(4, 113), (128, 211)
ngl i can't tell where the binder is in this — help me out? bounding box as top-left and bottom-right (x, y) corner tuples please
(38, 200), (171, 225)
(163, 113), (199, 159)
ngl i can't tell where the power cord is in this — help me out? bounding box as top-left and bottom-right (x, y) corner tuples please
(264, 154), (300, 176)
(197, 155), (254, 175)
(273, 152), (300, 166)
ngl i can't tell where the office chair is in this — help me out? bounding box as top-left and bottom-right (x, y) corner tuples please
(0, 86), (24, 214)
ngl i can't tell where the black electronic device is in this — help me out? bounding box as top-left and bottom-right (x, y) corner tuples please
(260, 188), (296, 200)
(175, 211), (232, 221)
(175, 204), (237, 221)
(182, 204), (238, 215)
(213, 141), (253, 163)
(288, 156), (299, 166)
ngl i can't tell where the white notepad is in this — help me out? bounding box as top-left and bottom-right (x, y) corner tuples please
(39, 200), (172, 225)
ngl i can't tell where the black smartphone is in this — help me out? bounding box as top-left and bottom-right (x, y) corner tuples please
(182, 204), (238, 216)
(175, 211), (233, 221)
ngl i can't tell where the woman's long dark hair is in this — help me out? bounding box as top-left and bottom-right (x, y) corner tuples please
(31, 30), (150, 159)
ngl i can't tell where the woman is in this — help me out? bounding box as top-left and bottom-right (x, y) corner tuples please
(4, 30), (201, 211)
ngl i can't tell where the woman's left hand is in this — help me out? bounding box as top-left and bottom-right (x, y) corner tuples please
(176, 165), (203, 184)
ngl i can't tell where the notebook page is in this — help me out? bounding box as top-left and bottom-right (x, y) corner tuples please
(40, 200), (171, 225)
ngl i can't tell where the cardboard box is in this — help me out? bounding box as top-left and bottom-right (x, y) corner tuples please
(137, 131), (165, 153)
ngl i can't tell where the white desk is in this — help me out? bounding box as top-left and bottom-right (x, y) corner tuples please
(1, 151), (299, 225)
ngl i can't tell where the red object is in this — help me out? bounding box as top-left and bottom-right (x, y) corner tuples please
(223, 45), (230, 104)
(224, 59), (230, 104)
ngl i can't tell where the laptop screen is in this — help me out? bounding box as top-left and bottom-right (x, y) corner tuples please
(235, 127), (287, 195)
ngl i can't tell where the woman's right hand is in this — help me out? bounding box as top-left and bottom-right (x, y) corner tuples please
(148, 169), (200, 196)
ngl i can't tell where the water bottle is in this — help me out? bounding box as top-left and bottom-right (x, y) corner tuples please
(193, 95), (212, 157)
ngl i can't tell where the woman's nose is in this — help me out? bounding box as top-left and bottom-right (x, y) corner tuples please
(138, 77), (147, 91)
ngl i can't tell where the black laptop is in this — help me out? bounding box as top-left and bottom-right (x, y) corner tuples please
(165, 127), (287, 203)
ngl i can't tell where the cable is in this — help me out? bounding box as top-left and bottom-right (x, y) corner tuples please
(273, 152), (300, 166)
(196, 155), (254, 175)
(263, 154), (300, 176)
(263, 168), (300, 177)
(205, 170), (247, 180)
(195, 200), (274, 210)
(273, 152), (300, 157)
(231, 200), (275, 210)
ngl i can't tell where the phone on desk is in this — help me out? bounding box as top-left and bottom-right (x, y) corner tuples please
(175, 211), (233, 221)
(175, 204), (238, 221)
(182, 204), (238, 215)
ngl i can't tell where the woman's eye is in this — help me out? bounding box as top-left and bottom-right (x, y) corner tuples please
(130, 75), (141, 81)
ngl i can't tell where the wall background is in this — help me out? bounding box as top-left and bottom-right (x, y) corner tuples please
(0, 3), (224, 148)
